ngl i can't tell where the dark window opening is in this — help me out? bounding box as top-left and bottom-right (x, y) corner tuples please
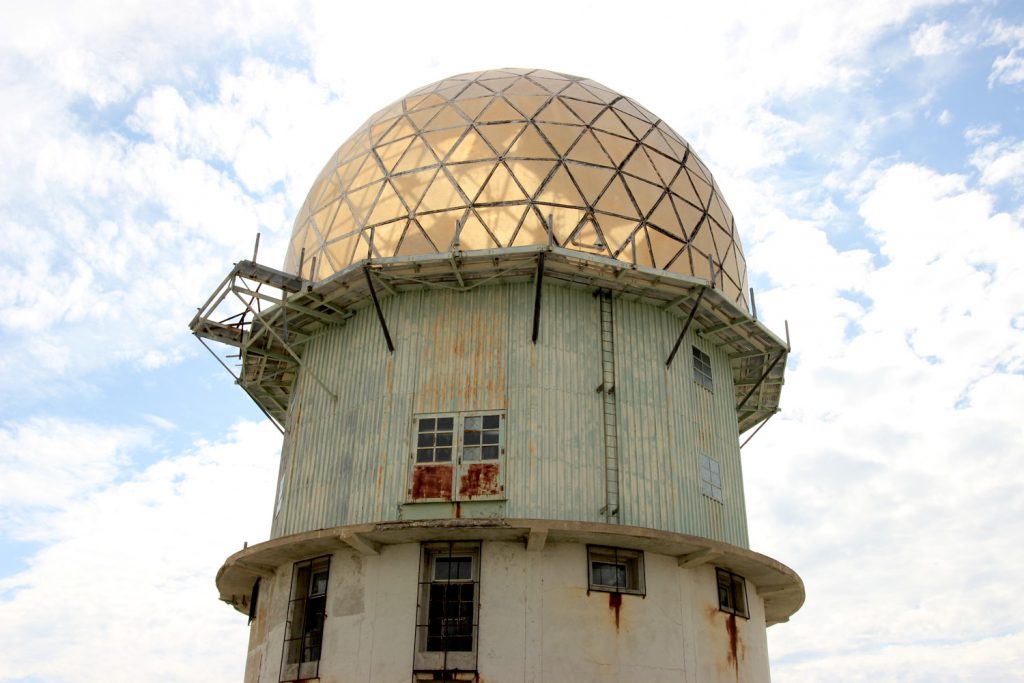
(587, 545), (645, 595)
(717, 567), (749, 618)
(280, 555), (330, 682)
(248, 577), (261, 625)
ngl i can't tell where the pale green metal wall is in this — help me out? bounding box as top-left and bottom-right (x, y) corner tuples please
(271, 283), (749, 547)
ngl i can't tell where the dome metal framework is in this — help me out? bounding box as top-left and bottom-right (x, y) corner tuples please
(287, 68), (750, 312)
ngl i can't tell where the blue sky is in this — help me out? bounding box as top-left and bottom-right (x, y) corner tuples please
(1, 1), (1023, 681)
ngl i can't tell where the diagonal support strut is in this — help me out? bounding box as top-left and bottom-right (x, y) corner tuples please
(363, 266), (395, 353)
(532, 251), (546, 344)
(666, 286), (707, 367)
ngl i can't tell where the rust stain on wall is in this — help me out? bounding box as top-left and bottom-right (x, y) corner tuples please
(608, 592), (622, 630)
(411, 464), (452, 500)
(459, 463), (500, 497)
(726, 612), (740, 681)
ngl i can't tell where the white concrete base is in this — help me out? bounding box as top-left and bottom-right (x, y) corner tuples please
(245, 538), (773, 683)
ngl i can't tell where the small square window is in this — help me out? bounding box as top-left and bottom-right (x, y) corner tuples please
(717, 568), (749, 618)
(587, 546), (645, 595)
(692, 346), (713, 391)
(699, 452), (723, 503)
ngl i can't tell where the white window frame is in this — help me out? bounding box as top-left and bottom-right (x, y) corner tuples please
(409, 411), (505, 502)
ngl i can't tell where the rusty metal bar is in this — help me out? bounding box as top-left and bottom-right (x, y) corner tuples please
(195, 336), (284, 433)
(363, 267), (394, 353)
(531, 251), (545, 344)
(665, 287), (707, 367)
(736, 353), (785, 411)
(739, 411), (775, 449)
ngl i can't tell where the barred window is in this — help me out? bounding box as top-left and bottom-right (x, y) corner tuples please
(414, 542), (482, 676)
(280, 556), (330, 682)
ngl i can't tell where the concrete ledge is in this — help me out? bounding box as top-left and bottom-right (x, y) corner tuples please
(217, 518), (804, 626)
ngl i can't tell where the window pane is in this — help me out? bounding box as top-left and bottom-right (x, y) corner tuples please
(482, 445), (499, 459)
(435, 447), (452, 462)
(434, 557), (472, 581)
(464, 416), (482, 430)
(592, 561), (626, 588)
(419, 418), (436, 431)
(732, 575), (747, 616)
(464, 430), (481, 445)
(482, 430), (499, 444)
(463, 446), (480, 461)
(310, 571), (328, 596)
(436, 432), (453, 446)
(482, 414), (500, 429)
(437, 417), (454, 430)
(417, 433), (435, 447)
(417, 448), (433, 463)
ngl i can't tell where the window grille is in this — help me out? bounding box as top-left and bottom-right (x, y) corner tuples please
(414, 542), (481, 677)
(280, 555), (330, 682)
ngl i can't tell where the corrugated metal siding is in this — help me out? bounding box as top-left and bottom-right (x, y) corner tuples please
(272, 283), (749, 548)
(504, 283), (605, 522)
(611, 298), (748, 547)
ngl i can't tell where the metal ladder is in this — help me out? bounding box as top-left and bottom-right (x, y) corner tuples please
(599, 292), (620, 523)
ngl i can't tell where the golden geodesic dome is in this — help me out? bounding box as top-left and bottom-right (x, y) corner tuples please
(286, 68), (749, 311)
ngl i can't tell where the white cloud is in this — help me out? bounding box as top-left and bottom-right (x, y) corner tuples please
(970, 137), (1024, 191)
(911, 21), (952, 56)
(0, 419), (147, 522)
(745, 160), (1024, 681)
(0, 420), (279, 683)
(0, 58), (347, 401)
(986, 21), (1024, 87)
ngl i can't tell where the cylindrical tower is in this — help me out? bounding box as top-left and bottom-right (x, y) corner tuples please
(193, 68), (802, 683)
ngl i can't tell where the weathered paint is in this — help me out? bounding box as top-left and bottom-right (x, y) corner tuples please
(271, 282), (750, 548)
(243, 540), (772, 683)
(411, 464), (453, 501)
(460, 462), (501, 497)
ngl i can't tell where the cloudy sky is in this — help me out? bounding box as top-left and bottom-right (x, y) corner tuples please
(1, 1), (1022, 681)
